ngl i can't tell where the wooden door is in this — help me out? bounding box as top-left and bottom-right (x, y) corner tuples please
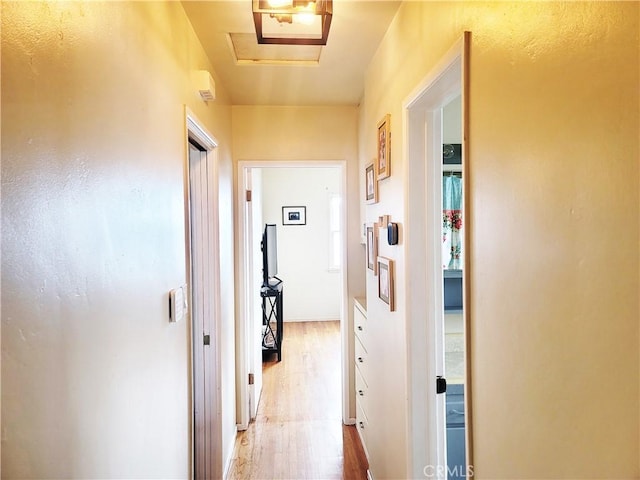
(189, 141), (219, 479)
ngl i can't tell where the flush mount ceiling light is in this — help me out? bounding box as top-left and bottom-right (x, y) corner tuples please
(252, 0), (333, 46)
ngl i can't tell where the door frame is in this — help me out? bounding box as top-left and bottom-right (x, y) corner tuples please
(184, 108), (223, 478)
(403, 33), (472, 478)
(236, 160), (349, 429)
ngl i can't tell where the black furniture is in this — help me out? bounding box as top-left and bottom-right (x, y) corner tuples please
(261, 282), (283, 361)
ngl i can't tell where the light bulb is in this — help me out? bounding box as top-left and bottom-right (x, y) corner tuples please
(267, 0), (293, 7)
(293, 13), (315, 25)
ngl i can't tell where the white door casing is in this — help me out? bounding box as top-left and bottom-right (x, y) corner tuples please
(235, 161), (351, 429)
(404, 33), (472, 479)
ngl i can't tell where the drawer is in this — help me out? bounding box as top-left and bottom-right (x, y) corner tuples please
(355, 364), (369, 414)
(356, 401), (369, 454)
(446, 400), (465, 426)
(446, 383), (465, 427)
(354, 335), (368, 379)
(354, 304), (368, 346)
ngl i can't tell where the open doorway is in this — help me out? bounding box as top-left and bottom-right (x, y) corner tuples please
(236, 161), (349, 430)
(404, 33), (472, 479)
(441, 94), (467, 479)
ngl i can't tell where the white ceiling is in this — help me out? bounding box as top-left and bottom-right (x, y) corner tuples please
(182, 1), (401, 106)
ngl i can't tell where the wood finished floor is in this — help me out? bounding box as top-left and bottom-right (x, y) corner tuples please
(227, 321), (369, 480)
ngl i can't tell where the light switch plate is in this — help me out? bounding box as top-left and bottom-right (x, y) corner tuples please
(169, 285), (187, 323)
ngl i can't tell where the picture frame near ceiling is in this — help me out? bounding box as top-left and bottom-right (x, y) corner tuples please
(366, 224), (378, 275)
(377, 256), (395, 311)
(282, 206), (306, 226)
(365, 161), (378, 204)
(377, 114), (391, 180)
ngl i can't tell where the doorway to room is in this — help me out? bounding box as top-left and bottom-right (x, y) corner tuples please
(236, 161), (349, 430)
(440, 94), (468, 480)
(404, 33), (473, 479)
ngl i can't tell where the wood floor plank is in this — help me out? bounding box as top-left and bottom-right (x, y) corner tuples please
(228, 321), (369, 480)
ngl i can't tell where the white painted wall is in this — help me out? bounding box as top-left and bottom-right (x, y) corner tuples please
(443, 95), (462, 144)
(261, 167), (341, 322)
(359, 2), (639, 479)
(1, 2), (236, 477)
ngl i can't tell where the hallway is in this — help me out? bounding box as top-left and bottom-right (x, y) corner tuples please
(228, 321), (369, 479)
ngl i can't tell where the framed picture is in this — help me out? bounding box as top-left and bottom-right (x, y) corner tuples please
(377, 114), (391, 180)
(365, 161), (378, 204)
(377, 256), (395, 311)
(282, 206), (306, 226)
(366, 224), (378, 274)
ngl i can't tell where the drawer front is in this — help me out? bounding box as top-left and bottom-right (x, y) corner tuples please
(446, 399), (465, 426)
(354, 304), (368, 346)
(356, 401), (369, 454)
(355, 364), (369, 414)
(446, 425), (467, 480)
(446, 383), (465, 427)
(354, 335), (368, 379)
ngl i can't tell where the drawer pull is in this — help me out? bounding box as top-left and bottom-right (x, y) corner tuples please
(359, 421), (365, 429)
(358, 390), (364, 396)
(449, 409), (464, 415)
(357, 357), (364, 363)
(357, 325), (363, 331)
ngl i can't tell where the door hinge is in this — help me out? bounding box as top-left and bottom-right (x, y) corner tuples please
(436, 376), (447, 394)
(203, 334), (210, 346)
(248, 373), (254, 385)
(246, 190), (252, 202)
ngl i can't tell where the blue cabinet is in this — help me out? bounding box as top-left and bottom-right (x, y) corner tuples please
(443, 269), (463, 312)
(446, 383), (466, 480)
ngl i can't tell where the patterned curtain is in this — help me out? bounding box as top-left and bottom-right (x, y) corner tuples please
(442, 174), (463, 269)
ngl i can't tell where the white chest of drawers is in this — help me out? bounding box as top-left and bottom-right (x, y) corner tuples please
(354, 297), (370, 459)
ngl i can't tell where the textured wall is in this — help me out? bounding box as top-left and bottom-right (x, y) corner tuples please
(1, 2), (236, 478)
(360, 1), (639, 478)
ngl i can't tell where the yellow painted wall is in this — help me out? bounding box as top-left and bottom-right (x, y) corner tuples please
(1, 1), (236, 477)
(232, 105), (364, 417)
(360, 1), (639, 478)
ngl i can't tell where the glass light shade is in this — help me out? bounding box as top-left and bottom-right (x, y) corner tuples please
(253, 0), (333, 45)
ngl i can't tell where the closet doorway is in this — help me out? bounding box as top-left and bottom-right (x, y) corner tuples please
(185, 112), (223, 479)
(236, 161), (349, 430)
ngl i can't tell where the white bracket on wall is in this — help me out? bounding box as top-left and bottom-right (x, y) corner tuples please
(193, 70), (216, 102)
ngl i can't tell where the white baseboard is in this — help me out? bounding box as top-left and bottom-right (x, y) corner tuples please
(344, 416), (356, 426)
(223, 425), (238, 480)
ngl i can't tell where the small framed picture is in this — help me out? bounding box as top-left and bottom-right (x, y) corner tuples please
(282, 206), (306, 226)
(377, 256), (395, 311)
(377, 114), (391, 180)
(366, 224), (378, 274)
(365, 161), (378, 204)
